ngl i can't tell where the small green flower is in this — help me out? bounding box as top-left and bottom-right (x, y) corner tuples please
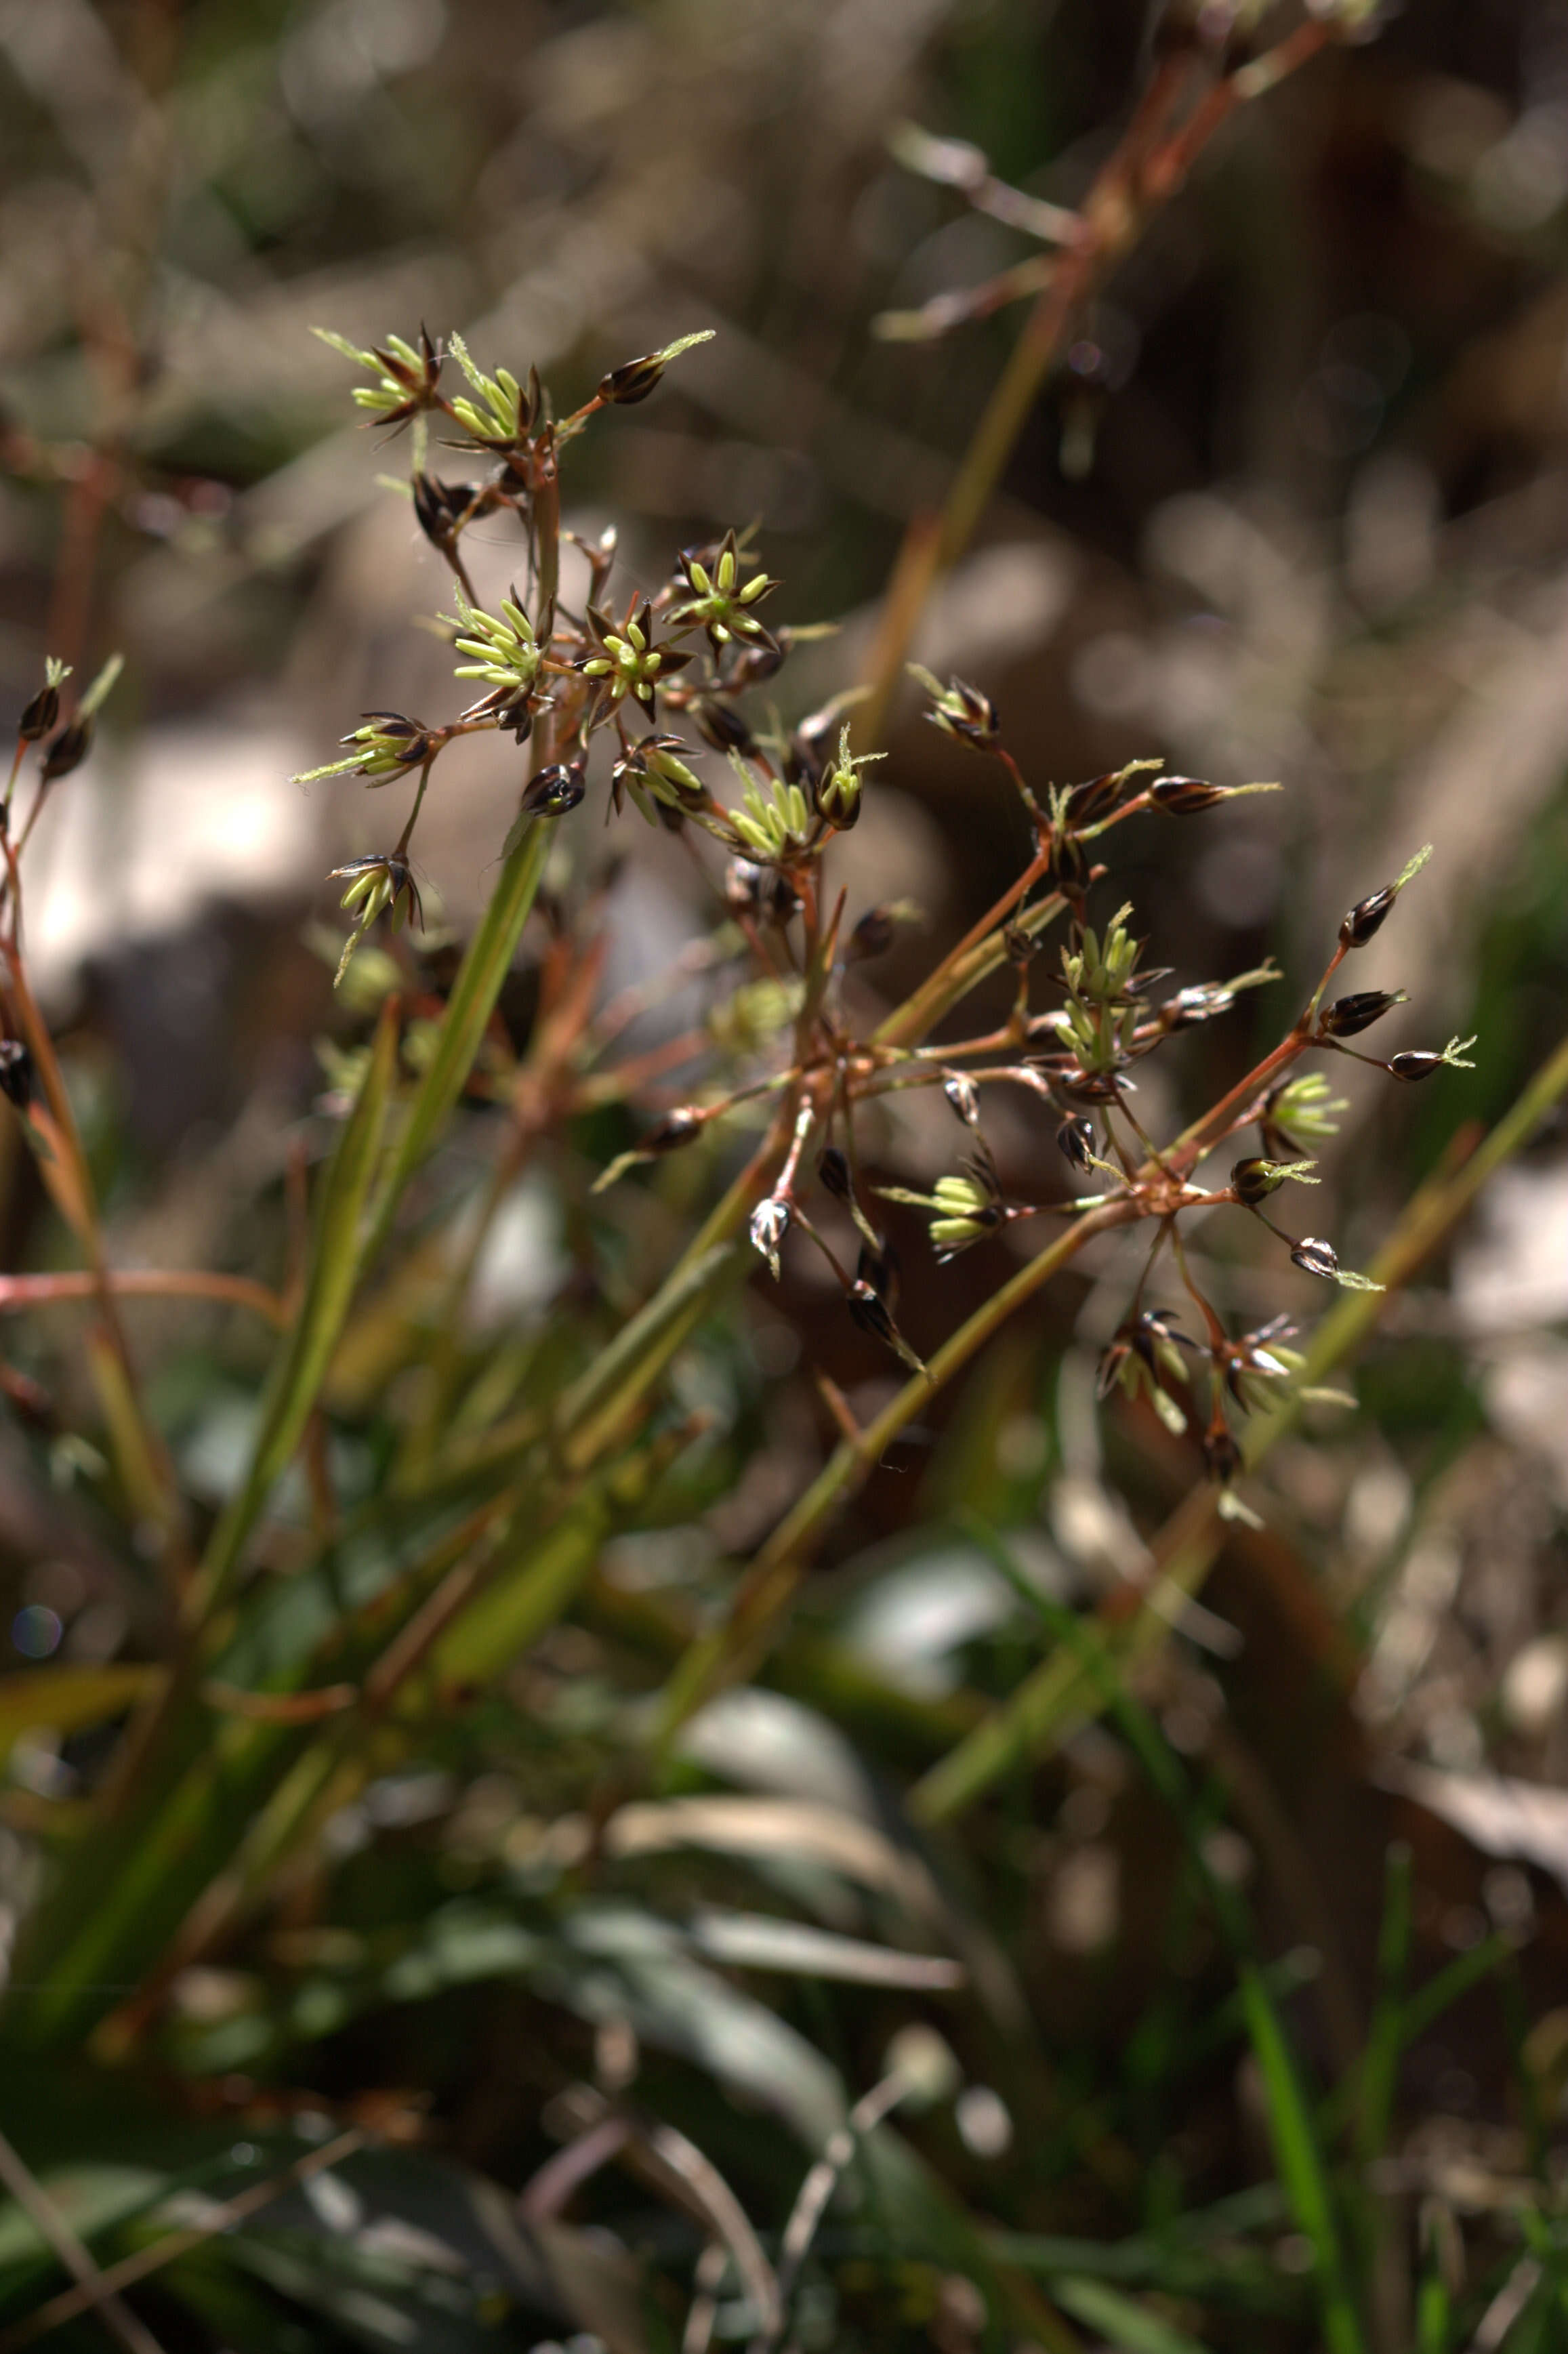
(1061, 904), (1143, 1004)
(671, 530), (779, 653)
(880, 1153), (1004, 1260)
(708, 976), (803, 1055)
(445, 333), (537, 449)
(314, 326), (442, 428)
(1264, 1071), (1350, 1147)
(613, 735), (707, 823)
(726, 762), (814, 863)
(328, 852), (424, 987)
(812, 724), (886, 831)
(1096, 1309), (1193, 1434)
(295, 712), (432, 785)
(448, 590), (541, 703)
(577, 603), (693, 715)
(907, 664), (1000, 751)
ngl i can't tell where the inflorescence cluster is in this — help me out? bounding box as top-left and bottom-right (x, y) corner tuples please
(291, 320), (1474, 1522)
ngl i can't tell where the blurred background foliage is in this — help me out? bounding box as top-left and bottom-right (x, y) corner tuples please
(4, 1), (1568, 2350)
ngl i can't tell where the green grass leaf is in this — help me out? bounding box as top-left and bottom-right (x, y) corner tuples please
(360, 816), (550, 1271)
(192, 997), (399, 1620)
(1052, 2275), (1211, 2354)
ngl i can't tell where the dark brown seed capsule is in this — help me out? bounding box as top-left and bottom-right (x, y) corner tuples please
(1231, 1157), (1281, 1205)
(943, 1075), (980, 1128)
(1063, 770), (1123, 825)
(1319, 989), (1408, 1039)
(847, 1281), (899, 1346)
(1150, 775), (1224, 814)
(690, 699), (757, 758)
(724, 639), (787, 690)
(411, 472), (475, 546)
(1056, 1115), (1097, 1172)
(1161, 984), (1234, 1030)
(40, 719), (91, 782)
(1046, 828), (1089, 892)
(1387, 1050), (1445, 1083)
(520, 762), (586, 816)
(856, 1237), (899, 1306)
(1004, 920), (1039, 968)
(644, 1109), (701, 1152)
(0, 1039), (33, 1107)
(1339, 885), (1396, 949)
(846, 905), (895, 962)
(18, 682), (59, 741)
(597, 351), (670, 406)
(1058, 1069), (1123, 1104)
(817, 1146), (852, 1199)
(1203, 1425), (1243, 1484)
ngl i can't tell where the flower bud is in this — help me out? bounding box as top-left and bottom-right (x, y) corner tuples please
(1290, 1236), (1340, 1281)
(1319, 988), (1408, 1039)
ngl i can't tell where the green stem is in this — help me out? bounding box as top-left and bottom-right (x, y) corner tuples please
(656, 1194), (1143, 1739)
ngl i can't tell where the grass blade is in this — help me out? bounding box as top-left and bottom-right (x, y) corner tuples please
(189, 999), (399, 1622)
(360, 815), (550, 1270)
(1241, 1964), (1364, 2354)
(1052, 2275), (1210, 2354)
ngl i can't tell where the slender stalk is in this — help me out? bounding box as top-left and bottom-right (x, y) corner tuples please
(0, 1271), (283, 1323)
(858, 27), (1333, 747)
